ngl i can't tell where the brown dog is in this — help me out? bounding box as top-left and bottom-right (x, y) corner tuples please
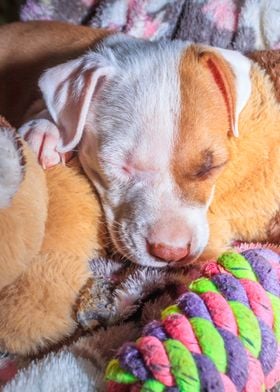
(1, 21), (279, 270)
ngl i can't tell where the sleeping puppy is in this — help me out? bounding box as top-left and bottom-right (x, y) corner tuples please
(3, 22), (280, 267)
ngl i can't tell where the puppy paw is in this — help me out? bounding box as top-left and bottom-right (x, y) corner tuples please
(0, 128), (24, 209)
(18, 119), (66, 169)
(76, 257), (195, 329)
(76, 258), (125, 329)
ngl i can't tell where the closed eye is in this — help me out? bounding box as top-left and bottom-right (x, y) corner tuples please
(193, 160), (228, 180)
(122, 162), (159, 179)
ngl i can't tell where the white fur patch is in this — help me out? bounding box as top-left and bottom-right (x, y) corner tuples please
(0, 130), (24, 209)
(3, 351), (100, 392)
(215, 47), (252, 137)
(78, 38), (195, 267)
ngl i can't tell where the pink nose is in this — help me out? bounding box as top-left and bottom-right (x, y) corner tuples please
(147, 241), (190, 262)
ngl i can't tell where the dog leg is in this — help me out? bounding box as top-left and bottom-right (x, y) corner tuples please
(0, 129), (48, 290)
(0, 251), (90, 355)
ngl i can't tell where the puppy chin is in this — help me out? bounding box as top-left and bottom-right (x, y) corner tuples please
(131, 253), (169, 268)
(169, 249), (204, 268)
(139, 237), (208, 269)
(115, 240), (169, 268)
(108, 221), (209, 269)
(110, 232), (203, 269)
(127, 248), (204, 269)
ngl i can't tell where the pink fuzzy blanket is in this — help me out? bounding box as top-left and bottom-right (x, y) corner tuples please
(20, 0), (280, 52)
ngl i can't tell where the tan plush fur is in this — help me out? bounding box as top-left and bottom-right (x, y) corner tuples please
(0, 139), (47, 289)
(0, 122), (104, 354)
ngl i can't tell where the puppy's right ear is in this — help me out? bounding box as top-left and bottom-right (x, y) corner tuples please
(197, 46), (251, 137)
(39, 53), (115, 153)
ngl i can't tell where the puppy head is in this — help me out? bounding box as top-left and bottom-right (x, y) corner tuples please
(39, 36), (251, 267)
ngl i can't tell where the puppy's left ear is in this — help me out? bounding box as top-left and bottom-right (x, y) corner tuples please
(39, 53), (115, 153)
(198, 47), (252, 137)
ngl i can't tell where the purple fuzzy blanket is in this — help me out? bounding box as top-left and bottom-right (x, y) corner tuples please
(20, 0), (280, 52)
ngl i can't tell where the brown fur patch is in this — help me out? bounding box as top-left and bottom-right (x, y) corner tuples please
(207, 64), (280, 253)
(172, 46), (231, 205)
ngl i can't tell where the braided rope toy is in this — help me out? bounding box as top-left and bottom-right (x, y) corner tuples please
(105, 249), (280, 391)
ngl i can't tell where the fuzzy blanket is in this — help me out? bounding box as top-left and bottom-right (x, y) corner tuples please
(20, 0), (280, 51)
